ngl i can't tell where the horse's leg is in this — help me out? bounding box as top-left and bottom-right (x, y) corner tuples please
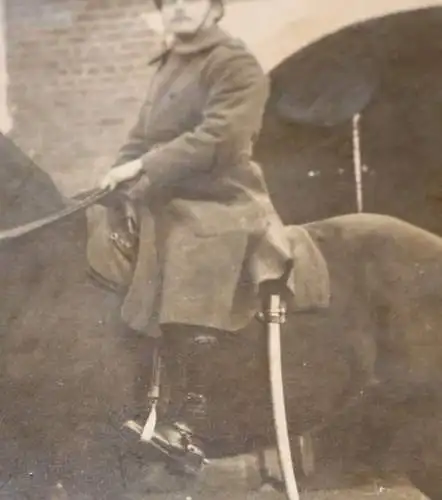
(406, 462), (442, 500)
(357, 379), (442, 500)
(368, 294), (442, 498)
(390, 393), (442, 500)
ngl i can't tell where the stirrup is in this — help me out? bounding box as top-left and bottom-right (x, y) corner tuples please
(157, 421), (208, 476)
(123, 420), (209, 476)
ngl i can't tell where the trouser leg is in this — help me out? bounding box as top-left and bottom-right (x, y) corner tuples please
(159, 325), (220, 435)
(152, 325), (220, 475)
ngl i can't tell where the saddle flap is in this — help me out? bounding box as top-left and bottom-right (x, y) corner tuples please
(286, 225), (331, 311)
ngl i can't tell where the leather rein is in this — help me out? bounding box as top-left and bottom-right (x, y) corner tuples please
(0, 187), (110, 244)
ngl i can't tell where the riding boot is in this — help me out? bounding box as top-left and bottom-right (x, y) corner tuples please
(153, 328), (219, 475)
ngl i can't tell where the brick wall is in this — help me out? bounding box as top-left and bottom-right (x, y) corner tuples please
(5, 0), (163, 195)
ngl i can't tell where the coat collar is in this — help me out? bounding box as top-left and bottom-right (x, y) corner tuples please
(148, 25), (229, 65)
(171, 25), (229, 55)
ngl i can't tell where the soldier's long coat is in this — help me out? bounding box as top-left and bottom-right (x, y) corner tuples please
(88, 26), (296, 334)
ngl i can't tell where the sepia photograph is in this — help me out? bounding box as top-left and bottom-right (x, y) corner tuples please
(1, 0), (442, 498)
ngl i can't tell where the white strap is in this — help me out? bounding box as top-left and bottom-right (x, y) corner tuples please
(267, 294), (300, 500)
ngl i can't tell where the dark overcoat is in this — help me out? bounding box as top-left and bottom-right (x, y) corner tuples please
(87, 25), (296, 334)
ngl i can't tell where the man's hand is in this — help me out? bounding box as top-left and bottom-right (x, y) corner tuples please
(99, 159), (144, 191)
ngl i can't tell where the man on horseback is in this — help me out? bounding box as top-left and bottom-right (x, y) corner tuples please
(91, 0), (295, 474)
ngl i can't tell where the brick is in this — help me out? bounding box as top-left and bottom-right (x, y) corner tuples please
(6, 0), (161, 196)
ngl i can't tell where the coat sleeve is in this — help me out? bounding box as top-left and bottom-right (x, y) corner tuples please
(136, 43), (270, 190)
(110, 54), (166, 169)
(95, 102), (151, 207)
(111, 99), (151, 168)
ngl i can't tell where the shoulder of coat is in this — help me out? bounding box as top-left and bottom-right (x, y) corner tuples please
(209, 35), (264, 72)
(219, 35), (255, 57)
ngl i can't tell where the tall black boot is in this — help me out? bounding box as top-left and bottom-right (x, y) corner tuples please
(154, 327), (219, 476)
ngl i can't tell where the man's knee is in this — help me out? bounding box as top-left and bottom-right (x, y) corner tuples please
(161, 324), (220, 351)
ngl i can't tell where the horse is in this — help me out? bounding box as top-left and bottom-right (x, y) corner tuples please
(2, 140), (442, 499)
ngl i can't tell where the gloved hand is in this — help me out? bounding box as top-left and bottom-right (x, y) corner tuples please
(99, 159), (144, 191)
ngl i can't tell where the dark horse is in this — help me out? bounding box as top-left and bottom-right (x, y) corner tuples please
(2, 139), (442, 499)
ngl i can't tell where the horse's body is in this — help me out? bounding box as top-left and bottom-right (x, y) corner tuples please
(2, 153), (442, 498)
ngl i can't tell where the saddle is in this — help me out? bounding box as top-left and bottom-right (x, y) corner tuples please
(85, 202), (138, 291)
(285, 225), (330, 312)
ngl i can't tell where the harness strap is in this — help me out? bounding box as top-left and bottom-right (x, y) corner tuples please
(140, 342), (162, 442)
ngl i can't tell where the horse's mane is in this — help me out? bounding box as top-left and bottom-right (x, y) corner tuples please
(0, 133), (65, 229)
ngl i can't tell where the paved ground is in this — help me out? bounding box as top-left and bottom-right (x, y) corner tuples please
(128, 484), (427, 500)
(116, 462), (428, 500)
(0, 483), (428, 500)
(0, 461), (429, 499)
(300, 486), (426, 500)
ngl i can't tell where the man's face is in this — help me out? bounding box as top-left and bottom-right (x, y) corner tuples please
(160, 0), (215, 36)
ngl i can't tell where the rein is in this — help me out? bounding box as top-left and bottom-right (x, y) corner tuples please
(0, 187), (110, 244)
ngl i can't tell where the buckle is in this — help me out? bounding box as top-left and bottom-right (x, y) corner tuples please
(256, 301), (287, 324)
(109, 231), (137, 261)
